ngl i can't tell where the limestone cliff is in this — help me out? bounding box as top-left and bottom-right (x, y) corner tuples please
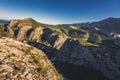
(7, 19), (66, 50)
(29, 27), (43, 42)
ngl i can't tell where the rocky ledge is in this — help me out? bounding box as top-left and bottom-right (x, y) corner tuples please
(0, 37), (63, 80)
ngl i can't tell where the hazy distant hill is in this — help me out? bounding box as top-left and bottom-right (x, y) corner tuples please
(72, 17), (120, 34)
(72, 17), (120, 46)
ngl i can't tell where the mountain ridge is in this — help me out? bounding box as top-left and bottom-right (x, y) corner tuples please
(0, 17), (120, 80)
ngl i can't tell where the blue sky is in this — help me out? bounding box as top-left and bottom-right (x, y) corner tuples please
(0, 0), (120, 24)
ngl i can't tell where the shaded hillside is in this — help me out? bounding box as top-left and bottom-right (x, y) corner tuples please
(54, 61), (110, 80)
(71, 17), (120, 34)
(90, 17), (120, 33)
(66, 17), (120, 46)
(56, 38), (120, 80)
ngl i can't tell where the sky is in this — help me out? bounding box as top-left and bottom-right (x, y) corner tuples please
(0, 0), (120, 24)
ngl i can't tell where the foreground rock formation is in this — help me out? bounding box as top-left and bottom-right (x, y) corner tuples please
(0, 37), (63, 80)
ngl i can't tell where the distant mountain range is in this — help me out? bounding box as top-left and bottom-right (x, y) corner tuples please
(62, 17), (120, 34)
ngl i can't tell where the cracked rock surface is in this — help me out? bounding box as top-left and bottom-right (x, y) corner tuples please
(0, 37), (62, 80)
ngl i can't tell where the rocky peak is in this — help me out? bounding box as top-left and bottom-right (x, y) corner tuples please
(102, 17), (120, 22)
(23, 17), (37, 22)
(8, 19), (18, 27)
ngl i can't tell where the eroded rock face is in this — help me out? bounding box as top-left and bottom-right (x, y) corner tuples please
(56, 38), (120, 80)
(8, 19), (18, 27)
(53, 35), (66, 49)
(0, 37), (63, 80)
(16, 26), (32, 41)
(8, 20), (32, 41)
(29, 27), (43, 42)
(7, 20), (66, 50)
(8, 19), (18, 37)
(41, 28), (66, 49)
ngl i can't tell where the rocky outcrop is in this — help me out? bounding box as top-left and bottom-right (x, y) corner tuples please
(56, 38), (120, 80)
(41, 28), (66, 49)
(0, 37), (63, 80)
(16, 26), (32, 41)
(29, 27), (43, 42)
(8, 19), (18, 27)
(7, 19), (66, 50)
(53, 35), (66, 49)
(8, 19), (18, 37)
(8, 19), (32, 40)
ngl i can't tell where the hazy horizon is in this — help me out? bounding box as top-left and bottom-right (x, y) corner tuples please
(0, 0), (120, 24)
